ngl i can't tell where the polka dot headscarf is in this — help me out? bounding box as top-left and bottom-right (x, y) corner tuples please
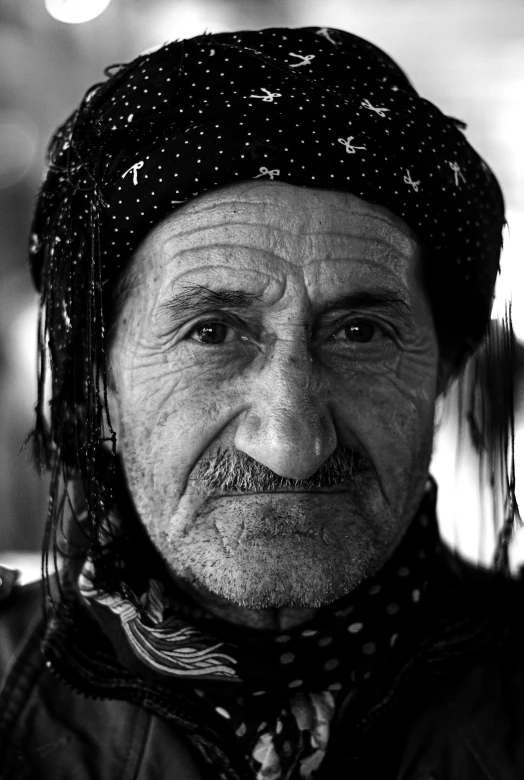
(29, 27), (516, 585)
(30, 26), (505, 350)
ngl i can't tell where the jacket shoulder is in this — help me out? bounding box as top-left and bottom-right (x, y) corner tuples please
(0, 574), (206, 779)
(1, 666), (206, 780)
(398, 642), (524, 779)
(397, 550), (524, 779)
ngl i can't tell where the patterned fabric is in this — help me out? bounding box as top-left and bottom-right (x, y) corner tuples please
(31, 27), (504, 348)
(31, 24), (507, 440)
(79, 478), (440, 778)
(245, 692), (336, 779)
(79, 574), (237, 678)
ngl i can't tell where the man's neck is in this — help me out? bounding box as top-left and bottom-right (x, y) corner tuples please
(174, 577), (322, 630)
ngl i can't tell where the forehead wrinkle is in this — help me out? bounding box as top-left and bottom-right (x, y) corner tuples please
(158, 220), (417, 256)
(161, 209), (414, 245)
(153, 200), (417, 256)
(161, 236), (415, 282)
(307, 255), (414, 284)
(158, 253), (415, 320)
(163, 244), (293, 275)
(175, 182), (414, 233)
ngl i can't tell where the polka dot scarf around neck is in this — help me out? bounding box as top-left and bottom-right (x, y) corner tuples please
(79, 478), (440, 779)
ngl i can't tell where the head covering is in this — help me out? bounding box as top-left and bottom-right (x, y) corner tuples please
(28, 26), (517, 584)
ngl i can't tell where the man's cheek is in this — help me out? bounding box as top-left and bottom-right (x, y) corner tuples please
(331, 370), (433, 477)
(115, 364), (191, 440)
(394, 344), (439, 399)
(122, 348), (243, 415)
(119, 373), (234, 484)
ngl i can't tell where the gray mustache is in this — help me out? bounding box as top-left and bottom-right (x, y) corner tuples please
(193, 447), (365, 493)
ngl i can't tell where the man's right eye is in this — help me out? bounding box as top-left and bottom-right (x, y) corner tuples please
(187, 322), (236, 345)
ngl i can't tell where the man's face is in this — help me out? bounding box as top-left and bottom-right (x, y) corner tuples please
(108, 181), (440, 609)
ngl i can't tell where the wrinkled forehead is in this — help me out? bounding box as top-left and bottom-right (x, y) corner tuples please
(124, 182), (424, 312)
(134, 181), (420, 274)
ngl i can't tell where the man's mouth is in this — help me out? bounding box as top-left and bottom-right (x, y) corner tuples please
(214, 483), (356, 497)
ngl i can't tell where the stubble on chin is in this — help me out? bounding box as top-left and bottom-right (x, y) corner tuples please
(145, 492), (401, 609)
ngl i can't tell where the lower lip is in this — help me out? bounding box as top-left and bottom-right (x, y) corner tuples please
(208, 492), (360, 508)
(215, 489), (352, 497)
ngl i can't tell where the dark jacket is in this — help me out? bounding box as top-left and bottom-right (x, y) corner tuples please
(0, 549), (523, 780)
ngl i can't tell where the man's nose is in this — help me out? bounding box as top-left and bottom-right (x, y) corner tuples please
(234, 340), (337, 480)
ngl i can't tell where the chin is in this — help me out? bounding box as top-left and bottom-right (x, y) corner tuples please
(166, 534), (387, 609)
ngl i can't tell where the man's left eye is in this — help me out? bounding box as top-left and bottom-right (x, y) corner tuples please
(331, 320), (381, 344)
(187, 322), (237, 345)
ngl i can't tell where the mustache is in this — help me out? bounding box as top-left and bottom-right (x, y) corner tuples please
(193, 446), (366, 494)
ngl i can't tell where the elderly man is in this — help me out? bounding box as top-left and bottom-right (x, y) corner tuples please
(0, 26), (522, 780)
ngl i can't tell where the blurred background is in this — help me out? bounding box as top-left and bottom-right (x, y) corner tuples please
(0, 0), (523, 581)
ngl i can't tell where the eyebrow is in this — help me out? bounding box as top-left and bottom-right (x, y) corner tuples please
(158, 284), (263, 318)
(317, 289), (415, 322)
(158, 284), (414, 323)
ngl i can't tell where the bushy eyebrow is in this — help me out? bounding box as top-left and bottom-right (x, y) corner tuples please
(158, 283), (414, 324)
(317, 289), (415, 323)
(158, 284), (263, 318)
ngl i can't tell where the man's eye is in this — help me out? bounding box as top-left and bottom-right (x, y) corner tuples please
(331, 320), (380, 344)
(188, 322), (235, 345)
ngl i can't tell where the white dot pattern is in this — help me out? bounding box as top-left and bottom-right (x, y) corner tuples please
(31, 25), (505, 365)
